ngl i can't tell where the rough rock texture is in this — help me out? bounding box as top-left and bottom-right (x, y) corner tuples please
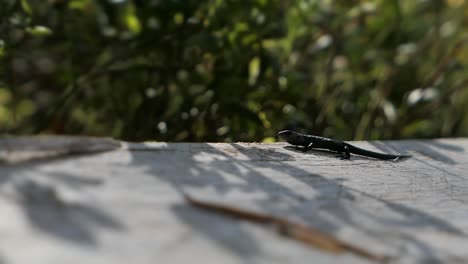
(0, 138), (467, 264)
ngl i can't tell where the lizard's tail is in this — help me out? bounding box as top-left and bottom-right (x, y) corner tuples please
(347, 144), (411, 160)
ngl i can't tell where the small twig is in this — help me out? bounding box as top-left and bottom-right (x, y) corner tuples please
(185, 195), (389, 262)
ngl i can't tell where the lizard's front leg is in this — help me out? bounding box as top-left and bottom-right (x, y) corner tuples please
(342, 145), (351, 159)
(336, 145), (351, 159)
(295, 143), (312, 152)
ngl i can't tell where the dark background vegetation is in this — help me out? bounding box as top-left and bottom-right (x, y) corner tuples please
(1, 0), (468, 142)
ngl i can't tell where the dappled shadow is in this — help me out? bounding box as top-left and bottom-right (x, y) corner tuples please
(369, 140), (466, 182)
(349, 188), (463, 235)
(0, 138), (463, 261)
(369, 140), (461, 165)
(126, 141), (467, 262)
(396, 234), (468, 264)
(0, 155), (124, 246)
(426, 141), (464, 152)
(171, 204), (260, 258)
(46, 172), (104, 188)
(232, 143), (464, 234)
(17, 180), (122, 245)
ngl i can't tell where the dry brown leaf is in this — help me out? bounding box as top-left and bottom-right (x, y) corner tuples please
(185, 195), (389, 262)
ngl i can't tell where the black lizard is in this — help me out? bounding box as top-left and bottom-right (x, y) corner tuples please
(278, 130), (411, 160)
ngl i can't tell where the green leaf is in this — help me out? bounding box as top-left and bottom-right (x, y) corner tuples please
(20, 0), (33, 15)
(0, 88), (12, 104)
(126, 15), (141, 34)
(69, 0), (91, 10)
(261, 137), (276, 143)
(26, 26), (53, 36)
(124, 4), (141, 34)
(0, 39), (5, 59)
(173, 12), (184, 25)
(248, 56), (260, 86)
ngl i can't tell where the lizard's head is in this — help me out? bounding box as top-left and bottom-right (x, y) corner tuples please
(277, 130), (304, 145)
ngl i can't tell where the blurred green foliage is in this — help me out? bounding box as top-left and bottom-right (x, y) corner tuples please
(1, 0), (468, 141)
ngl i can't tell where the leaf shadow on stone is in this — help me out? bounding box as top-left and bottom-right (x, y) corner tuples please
(0, 158), (124, 246)
(128, 142), (467, 262)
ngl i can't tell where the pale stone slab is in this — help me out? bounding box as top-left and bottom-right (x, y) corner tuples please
(0, 136), (121, 164)
(0, 138), (467, 264)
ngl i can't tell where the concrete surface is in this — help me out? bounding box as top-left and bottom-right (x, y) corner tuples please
(0, 137), (467, 263)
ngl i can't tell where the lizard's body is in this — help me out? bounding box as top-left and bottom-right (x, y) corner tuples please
(278, 130), (411, 160)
